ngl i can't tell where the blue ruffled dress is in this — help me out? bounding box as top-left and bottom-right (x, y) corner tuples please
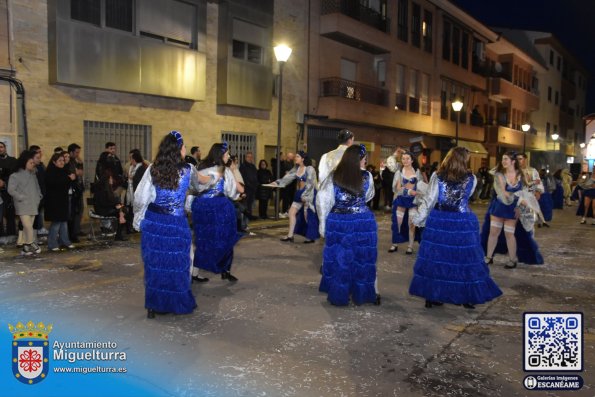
(141, 165), (196, 314)
(552, 179), (564, 209)
(320, 171), (377, 306)
(409, 174), (502, 305)
(392, 174), (421, 244)
(480, 180), (544, 264)
(538, 179), (554, 222)
(192, 177), (240, 274)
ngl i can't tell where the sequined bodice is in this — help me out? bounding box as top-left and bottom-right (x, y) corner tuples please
(200, 177), (225, 198)
(331, 171), (371, 214)
(434, 174), (474, 213)
(152, 165), (191, 216)
(505, 181), (522, 193)
(402, 175), (418, 185)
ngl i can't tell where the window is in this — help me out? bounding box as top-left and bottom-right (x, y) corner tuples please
(423, 10), (432, 53)
(139, 0), (197, 48)
(421, 73), (430, 115)
(549, 50), (554, 65)
(555, 91), (559, 105)
(71, 0), (100, 26)
(411, 3), (421, 48)
(221, 132), (257, 163)
(231, 19), (265, 64)
(395, 64), (407, 110)
(461, 32), (469, 69)
(557, 56), (561, 71)
(83, 120), (152, 186)
(106, 0), (133, 32)
(546, 122), (551, 134)
(451, 27), (460, 65)
(548, 86), (552, 102)
(408, 69), (419, 113)
(440, 80), (448, 119)
(397, 0), (408, 42)
(442, 21), (451, 61)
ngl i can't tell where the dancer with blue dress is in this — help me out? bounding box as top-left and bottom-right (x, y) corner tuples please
(133, 131), (197, 319)
(409, 147), (502, 309)
(481, 151), (544, 267)
(538, 169), (554, 223)
(190, 142), (242, 282)
(388, 151), (423, 254)
(272, 151), (319, 243)
(318, 145), (380, 306)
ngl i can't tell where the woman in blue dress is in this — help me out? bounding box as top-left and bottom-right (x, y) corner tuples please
(481, 151), (543, 267)
(318, 145), (379, 306)
(551, 169), (564, 209)
(191, 142), (242, 282)
(538, 169), (554, 223)
(389, 151), (423, 254)
(409, 147), (502, 309)
(133, 131), (197, 319)
(272, 151), (319, 243)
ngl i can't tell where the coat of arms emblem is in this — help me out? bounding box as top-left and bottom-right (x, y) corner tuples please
(8, 321), (52, 385)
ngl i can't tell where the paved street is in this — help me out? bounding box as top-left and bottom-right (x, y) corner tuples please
(0, 204), (593, 397)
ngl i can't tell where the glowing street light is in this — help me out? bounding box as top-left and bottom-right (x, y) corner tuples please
(451, 98), (463, 145)
(521, 123), (530, 153)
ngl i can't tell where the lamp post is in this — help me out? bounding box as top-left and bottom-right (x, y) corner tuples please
(273, 44), (292, 221)
(551, 133), (559, 151)
(451, 98), (463, 146)
(521, 123), (530, 154)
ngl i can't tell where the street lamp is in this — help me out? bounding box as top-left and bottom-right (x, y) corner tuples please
(451, 98), (463, 146)
(551, 133), (559, 151)
(579, 142), (586, 149)
(273, 44), (292, 221)
(521, 123), (530, 154)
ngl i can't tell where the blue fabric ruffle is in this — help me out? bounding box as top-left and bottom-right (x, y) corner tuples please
(538, 192), (554, 222)
(480, 211), (544, 264)
(320, 211), (377, 306)
(552, 182), (564, 209)
(294, 207), (320, 241)
(141, 209), (196, 314)
(192, 195), (240, 274)
(391, 199), (421, 244)
(409, 210), (502, 304)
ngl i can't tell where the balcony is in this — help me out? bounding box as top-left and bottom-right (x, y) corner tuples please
(320, 0), (391, 54)
(320, 77), (389, 106)
(489, 77), (539, 111)
(486, 125), (544, 150)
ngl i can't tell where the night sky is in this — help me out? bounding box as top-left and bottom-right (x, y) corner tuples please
(450, 0), (595, 114)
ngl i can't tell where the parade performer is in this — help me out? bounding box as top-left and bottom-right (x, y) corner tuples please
(388, 151), (422, 254)
(552, 170), (564, 209)
(133, 131), (196, 319)
(577, 173), (595, 224)
(481, 151), (544, 267)
(318, 145), (379, 306)
(272, 151), (319, 243)
(518, 153), (548, 227)
(409, 147), (502, 309)
(190, 142), (242, 282)
(538, 169), (554, 223)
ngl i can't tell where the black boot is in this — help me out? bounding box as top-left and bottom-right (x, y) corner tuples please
(115, 223), (128, 241)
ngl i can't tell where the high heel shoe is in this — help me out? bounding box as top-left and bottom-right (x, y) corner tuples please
(504, 260), (517, 269)
(405, 247), (413, 255)
(221, 271), (238, 282)
(280, 236), (294, 242)
(192, 276), (209, 283)
(484, 256), (493, 265)
(425, 300), (443, 308)
(463, 303), (475, 309)
(374, 294), (381, 306)
(303, 239), (315, 244)
(388, 245), (398, 253)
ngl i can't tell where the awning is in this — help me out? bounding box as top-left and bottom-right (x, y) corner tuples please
(458, 140), (488, 155)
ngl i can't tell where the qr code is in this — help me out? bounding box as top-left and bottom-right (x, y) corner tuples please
(524, 313), (582, 371)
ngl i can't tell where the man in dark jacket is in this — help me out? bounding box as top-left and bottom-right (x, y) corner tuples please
(0, 141), (18, 236)
(29, 145), (48, 235)
(67, 143), (85, 242)
(239, 152), (259, 220)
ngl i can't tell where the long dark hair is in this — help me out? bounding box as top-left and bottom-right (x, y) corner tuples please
(495, 151), (526, 186)
(437, 147), (470, 182)
(198, 143), (228, 173)
(150, 134), (186, 190)
(333, 145), (363, 195)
